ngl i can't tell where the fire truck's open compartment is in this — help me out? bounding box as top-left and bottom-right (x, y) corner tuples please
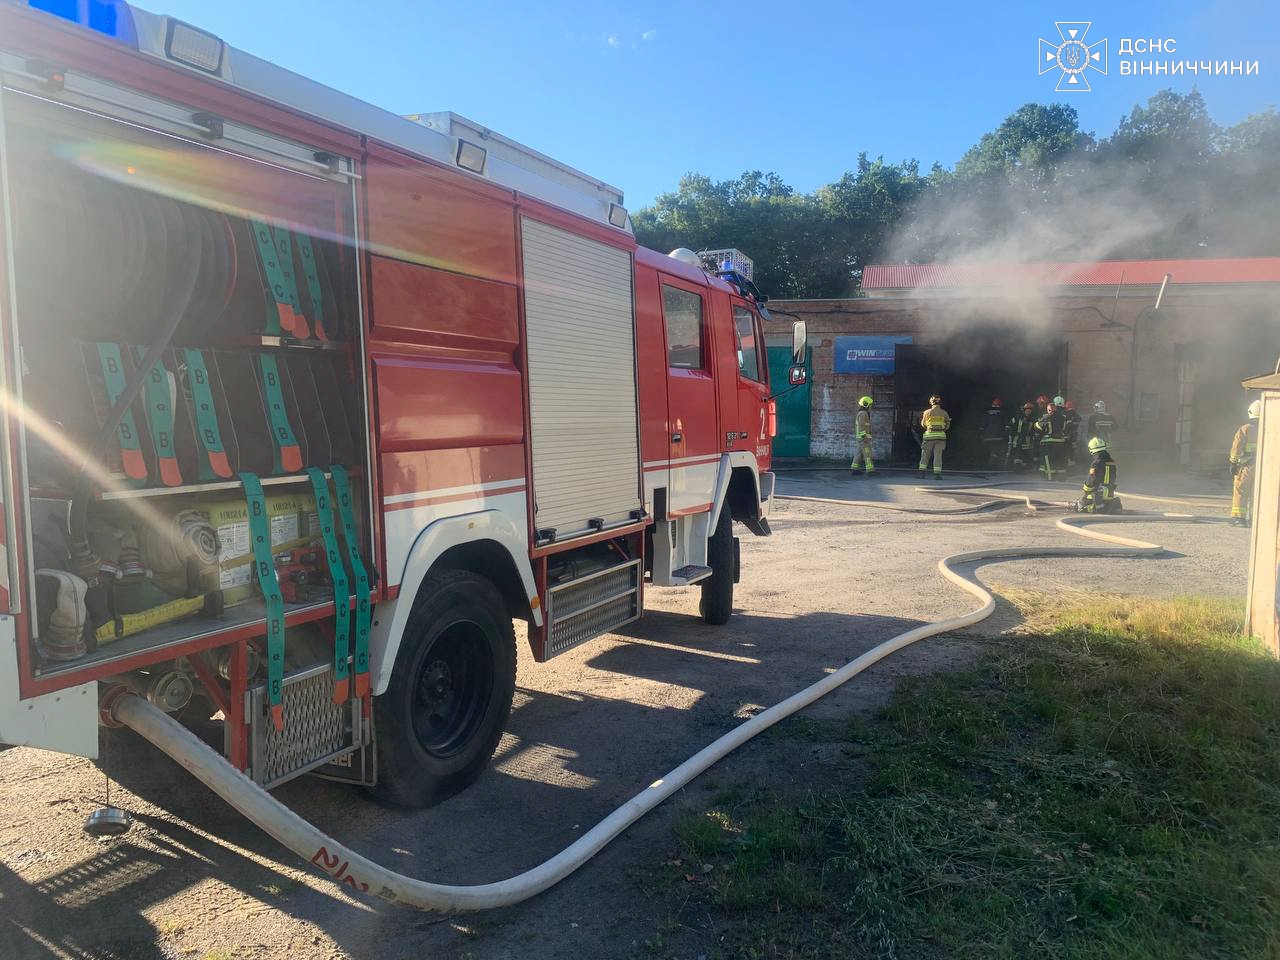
(2, 91), (372, 678)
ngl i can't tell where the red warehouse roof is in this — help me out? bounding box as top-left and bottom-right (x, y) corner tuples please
(862, 257), (1280, 291)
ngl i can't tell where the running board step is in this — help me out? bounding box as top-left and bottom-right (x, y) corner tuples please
(545, 559), (642, 659)
(669, 564), (712, 586)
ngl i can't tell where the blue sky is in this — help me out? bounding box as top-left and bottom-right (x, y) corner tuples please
(140, 0), (1278, 207)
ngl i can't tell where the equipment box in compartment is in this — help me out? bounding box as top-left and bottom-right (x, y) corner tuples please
(2, 86), (372, 684)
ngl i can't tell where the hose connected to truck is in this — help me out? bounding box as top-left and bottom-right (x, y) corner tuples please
(109, 495), (1229, 912)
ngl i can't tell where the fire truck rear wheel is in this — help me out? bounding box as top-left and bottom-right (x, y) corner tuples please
(372, 569), (516, 808)
(700, 510), (735, 626)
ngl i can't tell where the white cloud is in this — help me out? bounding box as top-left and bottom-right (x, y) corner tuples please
(642, 29), (658, 41)
(606, 34), (620, 47)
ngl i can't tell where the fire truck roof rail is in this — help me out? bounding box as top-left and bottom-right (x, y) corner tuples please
(405, 112), (626, 224)
(18, 1), (631, 231)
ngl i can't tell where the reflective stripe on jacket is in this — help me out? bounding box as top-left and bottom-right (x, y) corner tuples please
(1036, 410), (1066, 442)
(1231, 421), (1257, 465)
(1082, 454), (1117, 498)
(921, 406), (950, 440)
(855, 409), (871, 438)
(1009, 414), (1036, 449)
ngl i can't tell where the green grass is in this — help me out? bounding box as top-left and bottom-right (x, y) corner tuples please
(662, 594), (1280, 959)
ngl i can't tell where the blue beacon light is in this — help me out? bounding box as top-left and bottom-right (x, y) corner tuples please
(27, 0), (139, 46)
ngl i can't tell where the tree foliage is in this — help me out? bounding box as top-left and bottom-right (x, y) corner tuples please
(631, 90), (1280, 298)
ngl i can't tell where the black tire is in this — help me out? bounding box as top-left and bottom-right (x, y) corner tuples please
(700, 510), (736, 626)
(371, 569), (516, 808)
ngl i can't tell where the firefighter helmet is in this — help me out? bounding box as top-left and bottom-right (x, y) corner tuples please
(991, 397), (1003, 408)
(1094, 400), (1107, 413)
(1249, 399), (1262, 419)
(928, 394), (942, 405)
(1036, 394), (1049, 406)
(859, 395), (873, 408)
(1088, 436), (1109, 453)
(1053, 395), (1065, 406)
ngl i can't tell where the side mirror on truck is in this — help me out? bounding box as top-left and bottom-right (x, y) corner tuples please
(789, 321), (808, 385)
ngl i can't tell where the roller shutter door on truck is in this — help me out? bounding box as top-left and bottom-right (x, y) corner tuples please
(521, 218), (641, 540)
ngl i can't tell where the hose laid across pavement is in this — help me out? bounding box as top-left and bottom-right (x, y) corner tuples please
(112, 506), (1228, 912)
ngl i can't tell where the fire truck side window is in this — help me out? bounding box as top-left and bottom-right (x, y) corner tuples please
(734, 306), (764, 382)
(662, 285), (704, 370)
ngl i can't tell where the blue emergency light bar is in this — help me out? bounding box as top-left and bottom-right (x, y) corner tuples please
(26, 0), (138, 45)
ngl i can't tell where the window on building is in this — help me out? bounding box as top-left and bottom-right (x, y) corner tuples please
(663, 284), (703, 369)
(1137, 392), (1161, 422)
(734, 306), (764, 382)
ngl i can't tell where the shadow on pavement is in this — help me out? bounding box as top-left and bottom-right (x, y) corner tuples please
(3, 606), (926, 958)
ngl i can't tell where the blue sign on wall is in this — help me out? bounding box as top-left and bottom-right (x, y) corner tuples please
(833, 336), (913, 375)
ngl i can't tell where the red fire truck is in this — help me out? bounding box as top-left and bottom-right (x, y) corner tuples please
(0, 0), (807, 809)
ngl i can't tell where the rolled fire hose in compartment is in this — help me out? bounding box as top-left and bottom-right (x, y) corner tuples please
(113, 506), (1226, 912)
(6, 89), (367, 672)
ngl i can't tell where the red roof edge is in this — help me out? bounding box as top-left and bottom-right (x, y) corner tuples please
(862, 257), (1280, 290)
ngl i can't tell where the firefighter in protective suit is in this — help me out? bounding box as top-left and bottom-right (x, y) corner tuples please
(850, 395), (875, 477)
(1074, 437), (1122, 513)
(918, 395), (950, 479)
(1229, 400), (1260, 527)
(1008, 401), (1037, 471)
(979, 398), (1006, 467)
(1063, 399), (1081, 469)
(1035, 399), (1069, 480)
(1088, 400), (1117, 445)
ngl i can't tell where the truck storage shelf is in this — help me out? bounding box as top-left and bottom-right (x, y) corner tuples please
(35, 596), (339, 680)
(97, 469), (358, 501)
(245, 335), (349, 353)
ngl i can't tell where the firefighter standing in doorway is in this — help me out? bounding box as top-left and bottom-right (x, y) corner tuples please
(1035, 397), (1069, 480)
(1063, 399), (1081, 470)
(1229, 400), (1260, 527)
(979, 397), (1006, 468)
(1074, 436), (1122, 513)
(919, 395), (951, 480)
(1032, 393), (1050, 463)
(1008, 401), (1037, 471)
(850, 395), (875, 478)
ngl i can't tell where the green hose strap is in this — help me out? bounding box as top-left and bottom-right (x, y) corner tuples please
(256, 353), (302, 473)
(241, 472), (286, 731)
(331, 465), (371, 696)
(182, 349), (231, 480)
(306, 467), (351, 703)
(95, 343), (147, 481)
(271, 226), (308, 338)
(133, 347), (181, 487)
(294, 233), (326, 340)
(249, 219), (292, 336)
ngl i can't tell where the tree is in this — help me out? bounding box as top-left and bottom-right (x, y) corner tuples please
(630, 90), (1280, 297)
(631, 171), (850, 298)
(954, 103), (1092, 183)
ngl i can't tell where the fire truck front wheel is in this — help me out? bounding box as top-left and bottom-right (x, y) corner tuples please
(700, 510), (736, 626)
(372, 569), (517, 808)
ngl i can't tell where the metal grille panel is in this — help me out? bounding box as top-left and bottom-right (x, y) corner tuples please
(545, 559), (641, 657)
(247, 663), (363, 787)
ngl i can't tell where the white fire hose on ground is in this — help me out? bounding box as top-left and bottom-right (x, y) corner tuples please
(111, 488), (1231, 912)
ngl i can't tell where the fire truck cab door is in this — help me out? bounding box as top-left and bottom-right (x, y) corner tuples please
(659, 275), (719, 514)
(725, 298), (770, 464)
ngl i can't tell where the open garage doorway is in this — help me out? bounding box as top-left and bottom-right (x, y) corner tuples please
(892, 328), (1067, 467)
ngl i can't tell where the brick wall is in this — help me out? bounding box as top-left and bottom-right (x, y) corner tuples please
(766, 291), (1273, 465)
